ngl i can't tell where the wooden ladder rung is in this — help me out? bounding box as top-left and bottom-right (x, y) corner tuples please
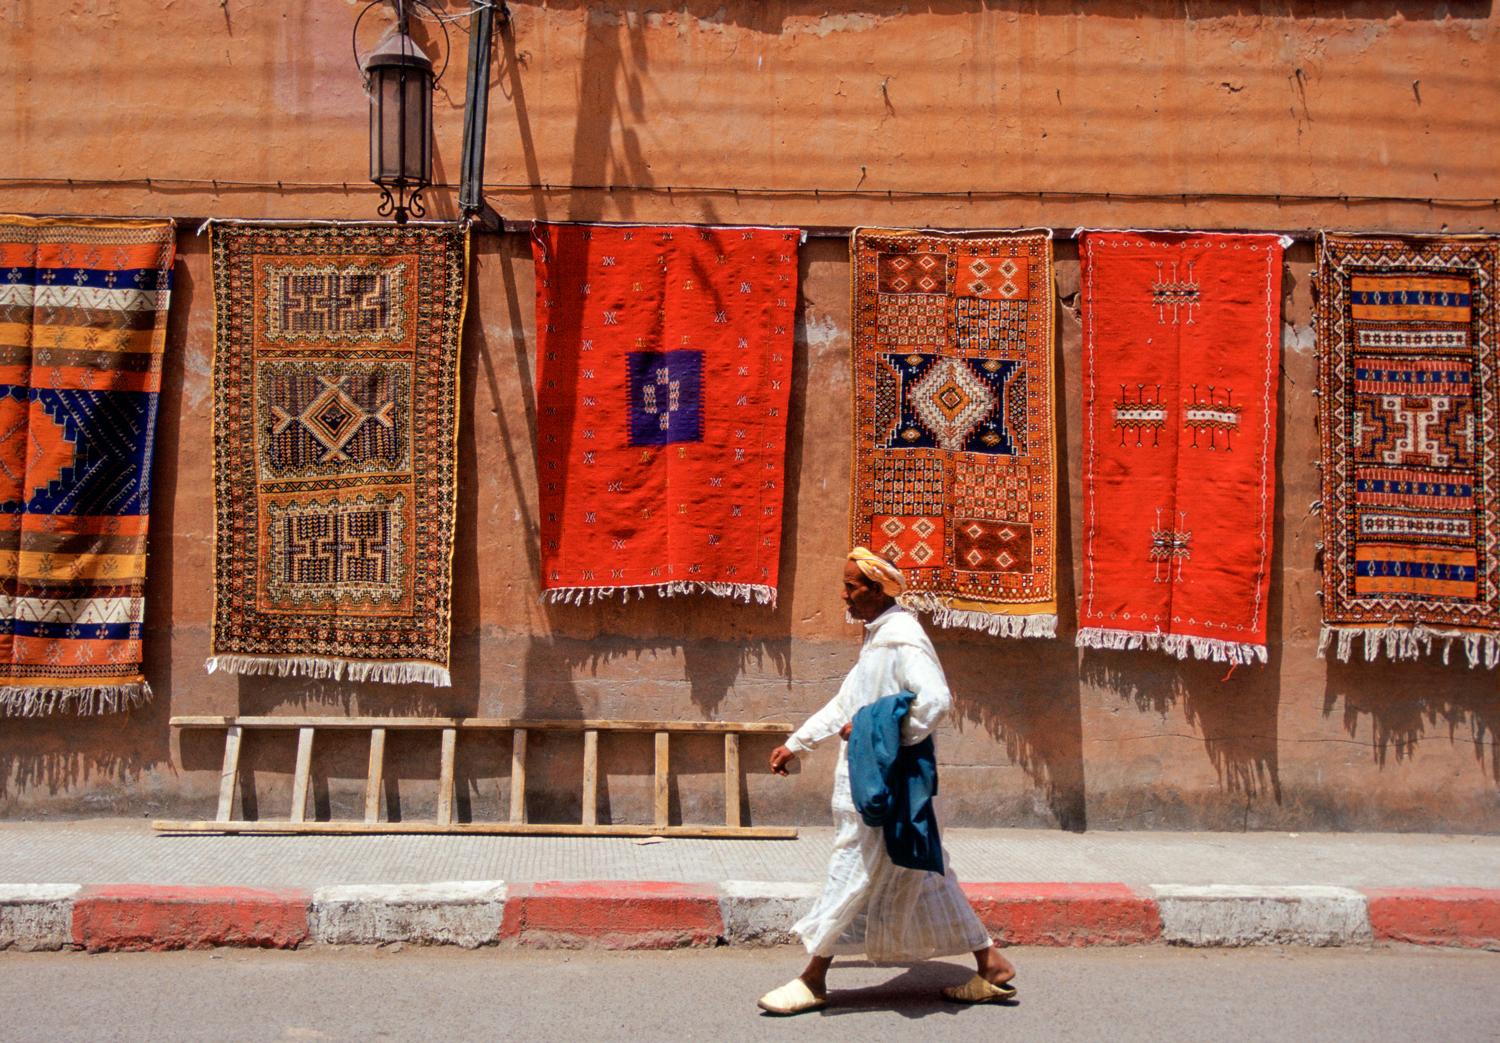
(437, 727), (457, 826)
(509, 728), (528, 824)
(364, 727), (386, 824)
(654, 731), (670, 827)
(723, 732), (740, 828)
(215, 725), (243, 823)
(581, 729), (599, 827)
(289, 727), (314, 824)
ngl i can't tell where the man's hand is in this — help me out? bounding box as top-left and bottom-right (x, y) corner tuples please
(769, 745), (796, 776)
(839, 722), (853, 741)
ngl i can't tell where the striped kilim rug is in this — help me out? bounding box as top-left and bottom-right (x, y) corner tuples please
(207, 222), (467, 686)
(849, 228), (1057, 637)
(1318, 232), (1500, 666)
(0, 215), (175, 715)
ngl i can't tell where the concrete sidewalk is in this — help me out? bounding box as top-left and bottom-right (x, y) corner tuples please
(1, 821), (1496, 953)
(2, 819), (1497, 887)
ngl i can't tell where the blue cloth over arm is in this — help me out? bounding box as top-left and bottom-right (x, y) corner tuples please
(847, 692), (944, 874)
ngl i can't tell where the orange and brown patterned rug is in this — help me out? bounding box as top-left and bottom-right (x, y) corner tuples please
(849, 228), (1057, 637)
(207, 222), (467, 686)
(1318, 233), (1500, 667)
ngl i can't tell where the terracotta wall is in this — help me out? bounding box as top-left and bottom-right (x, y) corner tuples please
(1, 1), (1496, 831)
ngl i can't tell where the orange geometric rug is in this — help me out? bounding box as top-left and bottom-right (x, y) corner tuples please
(849, 228), (1057, 637)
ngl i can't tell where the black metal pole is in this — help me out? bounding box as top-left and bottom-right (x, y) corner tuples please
(458, 2), (497, 221)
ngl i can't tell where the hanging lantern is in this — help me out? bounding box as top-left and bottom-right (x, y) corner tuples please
(362, 18), (434, 224)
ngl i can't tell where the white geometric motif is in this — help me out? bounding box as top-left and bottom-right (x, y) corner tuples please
(907, 357), (999, 452)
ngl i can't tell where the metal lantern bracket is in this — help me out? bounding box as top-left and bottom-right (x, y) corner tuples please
(353, 0), (450, 88)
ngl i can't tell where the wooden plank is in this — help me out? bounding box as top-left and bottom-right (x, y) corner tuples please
(437, 727), (456, 826)
(723, 732), (740, 828)
(654, 731), (669, 827)
(581, 729), (599, 827)
(171, 715), (792, 734)
(509, 728), (527, 824)
(173, 715), (460, 730)
(215, 725), (243, 823)
(289, 727), (314, 824)
(363, 728), (386, 824)
(153, 820), (798, 839)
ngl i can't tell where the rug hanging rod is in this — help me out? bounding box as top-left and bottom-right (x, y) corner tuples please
(3, 175), (1495, 212)
(497, 218), (1329, 243)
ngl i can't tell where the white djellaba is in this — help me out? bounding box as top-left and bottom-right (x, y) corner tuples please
(785, 604), (991, 961)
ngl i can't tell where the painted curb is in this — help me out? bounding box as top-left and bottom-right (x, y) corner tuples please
(71, 885), (311, 952)
(1151, 885), (1373, 947)
(718, 880), (820, 946)
(1362, 887), (1500, 951)
(964, 882), (1163, 946)
(9, 882), (1500, 952)
(311, 882), (508, 949)
(500, 881), (724, 950)
(0, 884), (79, 951)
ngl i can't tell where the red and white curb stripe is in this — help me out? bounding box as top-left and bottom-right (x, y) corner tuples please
(2, 882), (1497, 952)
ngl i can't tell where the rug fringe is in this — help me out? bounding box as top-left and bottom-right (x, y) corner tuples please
(1075, 627), (1268, 665)
(0, 682), (153, 717)
(1317, 624), (1500, 669)
(898, 592), (1057, 638)
(542, 582), (778, 608)
(205, 655), (451, 687)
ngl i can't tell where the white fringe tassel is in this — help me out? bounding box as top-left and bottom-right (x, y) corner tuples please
(899, 592), (1057, 638)
(542, 581), (778, 608)
(0, 682), (153, 717)
(1075, 626), (1268, 665)
(1318, 624), (1500, 669)
(205, 655), (451, 687)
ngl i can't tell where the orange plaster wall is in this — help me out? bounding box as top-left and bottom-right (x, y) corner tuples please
(0, 1), (1496, 831)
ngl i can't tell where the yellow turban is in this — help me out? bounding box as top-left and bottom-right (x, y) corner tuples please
(848, 546), (905, 597)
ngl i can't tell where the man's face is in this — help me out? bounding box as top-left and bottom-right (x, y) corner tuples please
(842, 559), (889, 622)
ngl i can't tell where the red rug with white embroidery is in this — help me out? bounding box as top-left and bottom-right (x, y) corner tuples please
(1077, 231), (1284, 664)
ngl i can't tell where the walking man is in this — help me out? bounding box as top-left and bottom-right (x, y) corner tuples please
(757, 547), (1018, 1015)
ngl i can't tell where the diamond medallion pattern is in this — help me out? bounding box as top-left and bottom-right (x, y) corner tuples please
(878, 353), (1023, 455)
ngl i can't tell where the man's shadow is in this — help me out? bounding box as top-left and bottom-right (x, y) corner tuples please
(762, 961), (1016, 1021)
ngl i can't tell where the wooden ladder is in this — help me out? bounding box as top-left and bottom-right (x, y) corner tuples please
(153, 716), (797, 839)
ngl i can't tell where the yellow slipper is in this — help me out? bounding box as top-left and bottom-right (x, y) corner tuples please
(942, 974), (1018, 1004)
(757, 978), (827, 1016)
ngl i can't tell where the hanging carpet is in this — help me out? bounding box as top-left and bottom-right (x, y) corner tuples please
(850, 227), (1057, 637)
(207, 222), (467, 686)
(0, 215), (176, 715)
(1077, 231), (1284, 664)
(531, 222), (799, 606)
(1317, 232), (1500, 667)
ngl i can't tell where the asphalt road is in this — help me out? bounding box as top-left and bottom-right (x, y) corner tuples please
(1, 946), (1495, 1042)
